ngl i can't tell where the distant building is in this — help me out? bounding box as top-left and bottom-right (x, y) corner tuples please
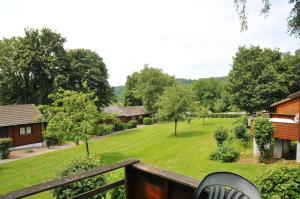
(261, 91), (300, 162)
(0, 104), (44, 147)
(104, 106), (149, 124)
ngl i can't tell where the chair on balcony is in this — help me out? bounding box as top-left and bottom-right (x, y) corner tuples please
(193, 172), (261, 199)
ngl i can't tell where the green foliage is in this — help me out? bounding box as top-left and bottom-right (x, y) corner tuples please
(40, 89), (100, 156)
(210, 142), (240, 162)
(109, 185), (125, 199)
(186, 116), (192, 124)
(123, 72), (143, 106)
(156, 85), (194, 135)
(128, 120), (137, 128)
(214, 127), (228, 145)
(143, 117), (152, 125)
(233, 122), (250, 147)
(253, 114), (274, 163)
(113, 122), (126, 131)
(207, 113), (245, 118)
(0, 138), (12, 159)
(43, 132), (63, 148)
(228, 46), (289, 113)
(256, 166), (300, 199)
(53, 157), (107, 199)
(96, 125), (113, 135)
(0, 28), (113, 106)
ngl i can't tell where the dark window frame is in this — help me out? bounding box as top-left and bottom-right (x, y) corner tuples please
(19, 124), (32, 136)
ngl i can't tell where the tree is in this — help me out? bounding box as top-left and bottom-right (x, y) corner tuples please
(156, 85), (194, 136)
(253, 114), (274, 163)
(234, 0), (300, 38)
(0, 28), (114, 107)
(40, 89), (101, 156)
(66, 49), (114, 107)
(227, 46), (289, 114)
(0, 28), (67, 105)
(123, 72), (142, 106)
(196, 104), (209, 125)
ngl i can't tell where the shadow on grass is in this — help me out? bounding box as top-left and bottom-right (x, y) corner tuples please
(100, 152), (129, 164)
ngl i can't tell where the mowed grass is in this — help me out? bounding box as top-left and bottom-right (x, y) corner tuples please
(1, 118), (277, 196)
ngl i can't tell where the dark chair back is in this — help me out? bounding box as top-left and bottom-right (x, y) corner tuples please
(193, 172), (261, 199)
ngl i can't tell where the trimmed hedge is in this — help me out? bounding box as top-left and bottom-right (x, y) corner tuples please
(143, 117), (152, 125)
(256, 166), (300, 199)
(0, 138), (12, 159)
(207, 113), (246, 118)
(214, 127), (228, 145)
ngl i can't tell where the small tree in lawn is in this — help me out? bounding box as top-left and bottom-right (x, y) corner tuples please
(195, 104), (209, 125)
(156, 85), (194, 136)
(40, 89), (100, 157)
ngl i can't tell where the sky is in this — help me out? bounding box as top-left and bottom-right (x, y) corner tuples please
(0, 0), (299, 86)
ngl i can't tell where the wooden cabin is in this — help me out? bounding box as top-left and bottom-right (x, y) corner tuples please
(104, 106), (149, 124)
(268, 91), (300, 162)
(0, 104), (44, 147)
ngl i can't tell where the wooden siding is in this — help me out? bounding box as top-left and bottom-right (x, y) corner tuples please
(275, 98), (300, 115)
(273, 122), (300, 141)
(7, 123), (43, 147)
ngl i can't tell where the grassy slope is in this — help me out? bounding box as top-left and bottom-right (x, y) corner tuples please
(1, 118), (275, 195)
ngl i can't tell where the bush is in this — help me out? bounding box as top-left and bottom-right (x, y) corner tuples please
(143, 117), (152, 125)
(210, 143), (239, 162)
(233, 123), (247, 139)
(97, 124), (113, 135)
(207, 113), (245, 118)
(127, 120), (137, 128)
(214, 127), (228, 145)
(53, 157), (107, 199)
(110, 185), (125, 199)
(186, 116), (192, 124)
(113, 122), (126, 131)
(44, 132), (63, 148)
(235, 115), (248, 126)
(0, 138), (12, 159)
(253, 114), (274, 163)
(256, 166), (300, 199)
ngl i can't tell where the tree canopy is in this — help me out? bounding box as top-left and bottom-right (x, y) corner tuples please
(0, 28), (113, 107)
(40, 89), (101, 156)
(156, 85), (194, 136)
(228, 46), (289, 114)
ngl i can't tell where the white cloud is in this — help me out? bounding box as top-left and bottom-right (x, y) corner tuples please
(0, 0), (299, 86)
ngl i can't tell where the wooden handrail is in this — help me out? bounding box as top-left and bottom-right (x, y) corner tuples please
(0, 159), (139, 199)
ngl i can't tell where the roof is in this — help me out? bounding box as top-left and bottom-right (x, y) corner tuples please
(103, 106), (148, 117)
(0, 104), (42, 127)
(270, 91), (300, 107)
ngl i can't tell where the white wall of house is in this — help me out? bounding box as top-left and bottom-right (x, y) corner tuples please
(253, 138), (260, 158)
(273, 139), (283, 159)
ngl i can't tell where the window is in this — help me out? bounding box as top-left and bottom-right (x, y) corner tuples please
(20, 125), (32, 135)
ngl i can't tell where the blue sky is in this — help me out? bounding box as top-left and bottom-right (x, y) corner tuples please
(0, 0), (299, 86)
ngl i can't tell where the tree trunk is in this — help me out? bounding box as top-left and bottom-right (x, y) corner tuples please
(174, 117), (178, 136)
(85, 137), (90, 157)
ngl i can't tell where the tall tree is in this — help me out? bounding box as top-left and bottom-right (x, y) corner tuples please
(135, 66), (176, 116)
(66, 49), (114, 107)
(123, 72), (142, 106)
(228, 46), (289, 114)
(40, 89), (101, 157)
(156, 85), (194, 136)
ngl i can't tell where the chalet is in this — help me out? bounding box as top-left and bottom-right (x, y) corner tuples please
(268, 91), (300, 163)
(104, 106), (149, 124)
(0, 104), (44, 147)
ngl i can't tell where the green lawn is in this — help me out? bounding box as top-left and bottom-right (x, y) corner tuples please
(0, 118), (280, 196)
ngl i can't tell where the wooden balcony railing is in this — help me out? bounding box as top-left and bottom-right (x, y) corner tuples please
(0, 159), (200, 199)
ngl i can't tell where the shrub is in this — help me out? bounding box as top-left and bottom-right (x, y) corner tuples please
(127, 120), (137, 128)
(214, 127), (228, 145)
(53, 157), (107, 199)
(143, 117), (152, 125)
(253, 114), (274, 163)
(233, 123), (248, 139)
(97, 124), (113, 135)
(110, 185), (125, 199)
(186, 116), (192, 124)
(44, 132), (63, 148)
(25, 149), (33, 153)
(113, 122), (125, 131)
(256, 166), (300, 199)
(0, 138), (12, 159)
(210, 143), (239, 162)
